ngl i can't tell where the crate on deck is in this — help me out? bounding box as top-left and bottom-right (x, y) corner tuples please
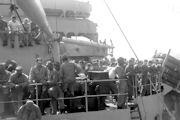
(161, 55), (180, 88)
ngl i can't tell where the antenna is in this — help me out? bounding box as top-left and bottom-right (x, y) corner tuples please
(103, 0), (139, 61)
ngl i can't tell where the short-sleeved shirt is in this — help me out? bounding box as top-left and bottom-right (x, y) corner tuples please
(8, 20), (21, 32)
(29, 65), (48, 83)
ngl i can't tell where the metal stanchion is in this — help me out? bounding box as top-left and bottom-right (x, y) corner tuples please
(85, 79), (88, 112)
(35, 84), (38, 106)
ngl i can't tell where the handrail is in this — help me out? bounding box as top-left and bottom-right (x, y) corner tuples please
(0, 78), (128, 113)
(0, 75), (164, 114)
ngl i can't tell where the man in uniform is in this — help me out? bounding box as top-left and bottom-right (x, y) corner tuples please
(125, 59), (136, 100)
(29, 57), (48, 115)
(0, 63), (11, 117)
(60, 56), (81, 112)
(9, 66), (29, 114)
(8, 16), (23, 48)
(60, 56), (80, 96)
(17, 100), (42, 120)
(22, 18), (33, 46)
(141, 60), (149, 96)
(114, 57), (127, 108)
(46, 61), (64, 114)
(0, 16), (8, 46)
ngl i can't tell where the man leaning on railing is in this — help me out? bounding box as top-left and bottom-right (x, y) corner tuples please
(29, 57), (48, 115)
(0, 63), (11, 118)
(46, 61), (64, 115)
(8, 66), (29, 115)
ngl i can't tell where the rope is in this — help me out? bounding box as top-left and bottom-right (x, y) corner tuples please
(103, 0), (139, 61)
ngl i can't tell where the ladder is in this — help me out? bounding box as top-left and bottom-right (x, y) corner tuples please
(129, 103), (142, 120)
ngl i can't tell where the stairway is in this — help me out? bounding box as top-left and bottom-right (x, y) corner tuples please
(129, 103), (142, 120)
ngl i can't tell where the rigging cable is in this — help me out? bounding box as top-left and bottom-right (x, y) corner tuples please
(103, 0), (139, 61)
(103, 0), (147, 119)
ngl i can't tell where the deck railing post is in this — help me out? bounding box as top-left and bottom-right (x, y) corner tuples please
(35, 83), (38, 106)
(150, 77), (152, 95)
(85, 79), (88, 112)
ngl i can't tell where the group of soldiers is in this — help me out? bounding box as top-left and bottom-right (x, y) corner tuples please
(0, 55), (162, 118)
(107, 57), (162, 99)
(0, 55), (97, 117)
(0, 15), (42, 48)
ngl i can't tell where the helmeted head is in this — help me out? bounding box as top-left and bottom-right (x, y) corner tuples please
(15, 66), (23, 74)
(5, 59), (17, 72)
(46, 61), (53, 71)
(36, 57), (43, 66)
(25, 100), (34, 110)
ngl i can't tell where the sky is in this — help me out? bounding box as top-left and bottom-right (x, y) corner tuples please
(87, 0), (180, 60)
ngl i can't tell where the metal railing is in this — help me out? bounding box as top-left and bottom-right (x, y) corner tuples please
(0, 78), (128, 113)
(0, 74), (164, 115)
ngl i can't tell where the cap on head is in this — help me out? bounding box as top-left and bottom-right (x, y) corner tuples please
(26, 100), (34, 106)
(36, 57), (43, 63)
(16, 66), (23, 71)
(46, 60), (53, 66)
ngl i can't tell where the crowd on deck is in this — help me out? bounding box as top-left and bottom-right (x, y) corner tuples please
(0, 54), (163, 118)
(0, 15), (42, 48)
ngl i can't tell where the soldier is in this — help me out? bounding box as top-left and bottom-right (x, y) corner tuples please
(46, 61), (64, 114)
(29, 57), (48, 115)
(0, 16), (8, 46)
(53, 62), (64, 113)
(147, 60), (158, 94)
(0, 63), (11, 117)
(114, 57), (127, 108)
(60, 56), (80, 96)
(17, 100), (42, 120)
(141, 60), (149, 96)
(9, 66), (29, 115)
(125, 59), (136, 100)
(22, 18), (33, 47)
(60, 56), (81, 112)
(8, 16), (23, 48)
(5, 59), (17, 73)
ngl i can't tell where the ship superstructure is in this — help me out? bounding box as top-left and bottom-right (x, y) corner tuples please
(0, 1), (178, 120)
